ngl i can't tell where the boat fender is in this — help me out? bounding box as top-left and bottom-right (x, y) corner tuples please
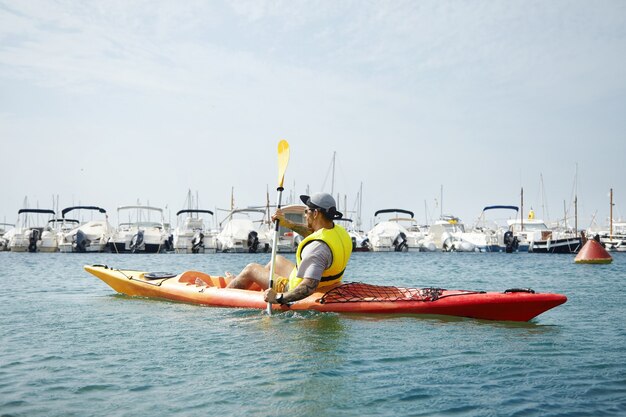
(144, 272), (177, 280)
(504, 288), (535, 294)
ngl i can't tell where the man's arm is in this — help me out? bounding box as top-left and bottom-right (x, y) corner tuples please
(275, 212), (312, 237)
(287, 222), (312, 238)
(283, 278), (319, 303)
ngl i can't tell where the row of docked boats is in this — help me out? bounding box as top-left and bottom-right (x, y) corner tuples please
(351, 206), (588, 254)
(1, 202), (624, 254)
(0, 204), (274, 254)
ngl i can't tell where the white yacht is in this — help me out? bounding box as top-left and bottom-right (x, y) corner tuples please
(216, 208), (271, 253)
(428, 215), (475, 252)
(507, 210), (580, 253)
(9, 209), (56, 252)
(58, 206), (112, 253)
(0, 223), (15, 251)
(173, 209), (217, 254)
(366, 209), (427, 252)
(109, 205), (172, 253)
(461, 205), (521, 252)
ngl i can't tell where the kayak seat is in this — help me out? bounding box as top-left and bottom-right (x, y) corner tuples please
(178, 271), (264, 291)
(179, 271), (228, 288)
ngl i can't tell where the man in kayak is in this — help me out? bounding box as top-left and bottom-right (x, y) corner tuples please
(226, 192), (353, 305)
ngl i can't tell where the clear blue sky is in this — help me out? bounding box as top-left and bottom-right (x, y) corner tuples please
(1, 1), (625, 230)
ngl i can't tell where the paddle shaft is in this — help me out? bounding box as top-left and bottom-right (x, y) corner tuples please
(266, 186), (285, 315)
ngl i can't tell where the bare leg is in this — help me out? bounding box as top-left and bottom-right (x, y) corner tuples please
(226, 263), (269, 289)
(226, 256), (295, 290)
(265, 255), (296, 278)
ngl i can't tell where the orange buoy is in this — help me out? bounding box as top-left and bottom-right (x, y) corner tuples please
(575, 239), (613, 264)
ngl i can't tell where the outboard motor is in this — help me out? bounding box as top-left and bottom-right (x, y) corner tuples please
(247, 231), (259, 253)
(503, 231), (519, 253)
(74, 230), (89, 253)
(392, 232), (408, 252)
(28, 229), (40, 253)
(130, 230), (145, 253)
(191, 231), (205, 254)
(165, 235), (174, 252)
(361, 238), (371, 251)
(441, 232), (454, 252)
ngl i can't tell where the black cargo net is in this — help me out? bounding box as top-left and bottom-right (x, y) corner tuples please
(319, 282), (445, 304)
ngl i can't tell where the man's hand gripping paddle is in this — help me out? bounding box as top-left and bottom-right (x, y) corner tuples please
(267, 140), (290, 315)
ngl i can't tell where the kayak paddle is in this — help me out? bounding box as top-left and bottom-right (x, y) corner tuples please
(267, 139), (290, 315)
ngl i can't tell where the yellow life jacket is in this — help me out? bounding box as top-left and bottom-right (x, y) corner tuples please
(287, 224), (353, 290)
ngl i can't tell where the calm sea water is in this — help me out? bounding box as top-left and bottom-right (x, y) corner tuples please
(1, 251), (625, 417)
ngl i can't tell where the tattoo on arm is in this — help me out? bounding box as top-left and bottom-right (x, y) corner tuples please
(284, 278), (318, 303)
(284, 221), (312, 238)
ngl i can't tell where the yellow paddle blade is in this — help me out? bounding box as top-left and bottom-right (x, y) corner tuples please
(277, 139), (290, 188)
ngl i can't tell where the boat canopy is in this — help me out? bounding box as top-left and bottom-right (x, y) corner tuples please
(18, 209), (55, 215)
(49, 218), (79, 224)
(176, 209), (214, 216)
(374, 209), (415, 218)
(62, 206), (107, 218)
(482, 205), (519, 212)
(118, 205), (163, 212)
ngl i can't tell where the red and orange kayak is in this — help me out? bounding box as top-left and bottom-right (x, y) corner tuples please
(84, 264), (567, 322)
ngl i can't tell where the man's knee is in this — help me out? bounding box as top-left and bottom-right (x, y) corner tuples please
(242, 263), (262, 274)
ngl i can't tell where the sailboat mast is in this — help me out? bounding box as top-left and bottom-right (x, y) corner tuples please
(358, 182), (363, 231)
(575, 195), (578, 235)
(440, 185), (443, 218)
(610, 188), (614, 240)
(520, 187), (524, 232)
(330, 151), (336, 196)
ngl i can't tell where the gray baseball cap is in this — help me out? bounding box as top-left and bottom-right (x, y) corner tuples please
(300, 192), (343, 219)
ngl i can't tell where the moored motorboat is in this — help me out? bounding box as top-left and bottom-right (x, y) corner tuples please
(9, 209), (56, 252)
(58, 206), (112, 253)
(84, 265), (567, 322)
(508, 211), (581, 254)
(463, 206), (521, 253)
(428, 215), (475, 252)
(215, 208), (271, 253)
(108, 205), (172, 253)
(367, 209), (426, 252)
(173, 209), (217, 253)
(0, 223), (15, 251)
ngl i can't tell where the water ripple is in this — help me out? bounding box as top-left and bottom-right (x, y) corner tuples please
(1, 252), (625, 416)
